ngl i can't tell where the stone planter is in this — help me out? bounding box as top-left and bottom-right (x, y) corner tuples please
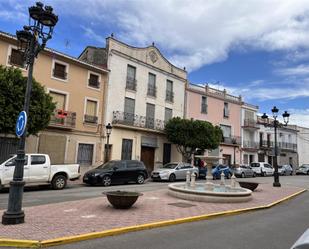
(238, 181), (259, 191)
(103, 190), (143, 209)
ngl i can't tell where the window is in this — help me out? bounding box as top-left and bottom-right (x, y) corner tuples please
(49, 91), (66, 110)
(220, 124), (231, 138)
(85, 99), (98, 124)
(53, 62), (67, 80)
(165, 108), (173, 122)
(223, 102), (229, 118)
(31, 155), (46, 165)
(5, 156), (28, 166)
(201, 96), (207, 113)
(126, 65), (136, 91)
(146, 103), (155, 129)
(147, 73), (156, 97)
(121, 139), (133, 160)
(124, 97), (135, 125)
(88, 73), (100, 88)
(166, 80), (174, 102)
(9, 48), (24, 68)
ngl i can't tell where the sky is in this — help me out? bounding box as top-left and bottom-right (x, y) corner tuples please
(1, 0), (309, 127)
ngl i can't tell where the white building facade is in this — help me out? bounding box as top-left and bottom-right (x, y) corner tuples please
(296, 126), (309, 166)
(241, 103), (259, 165)
(80, 38), (186, 173)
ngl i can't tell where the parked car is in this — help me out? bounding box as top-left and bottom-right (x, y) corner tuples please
(83, 160), (148, 186)
(151, 162), (199, 182)
(0, 154), (80, 190)
(212, 164), (232, 179)
(250, 162), (274, 176)
(278, 164), (293, 176)
(233, 165), (256, 178)
(296, 164), (309, 175)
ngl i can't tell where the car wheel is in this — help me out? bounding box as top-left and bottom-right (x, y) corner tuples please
(169, 174), (176, 182)
(136, 174), (145, 184)
(51, 175), (67, 190)
(241, 172), (245, 178)
(102, 175), (112, 186)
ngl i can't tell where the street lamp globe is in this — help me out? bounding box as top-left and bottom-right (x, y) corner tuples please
(282, 111), (290, 125)
(106, 123), (112, 136)
(271, 106), (279, 118)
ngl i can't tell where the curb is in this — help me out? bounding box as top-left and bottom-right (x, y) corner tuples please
(0, 188), (306, 248)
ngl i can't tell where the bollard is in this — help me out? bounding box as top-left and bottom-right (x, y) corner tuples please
(186, 171), (191, 187)
(231, 173), (236, 188)
(220, 171), (225, 186)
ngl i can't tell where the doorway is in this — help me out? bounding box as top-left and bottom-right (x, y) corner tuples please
(141, 146), (155, 174)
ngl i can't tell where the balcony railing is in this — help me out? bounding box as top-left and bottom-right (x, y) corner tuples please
(112, 111), (165, 131)
(88, 78), (100, 88)
(126, 77), (137, 91)
(260, 140), (273, 148)
(243, 140), (259, 149)
(147, 86), (157, 97)
(278, 142), (297, 151)
(221, 136), (241, 145)
(84, 114), (98, 124)
(53, 69), (67, 80)
(242, 119), (259, 129)
(165, 90), (174, 102)
(49, 109), (76, 129)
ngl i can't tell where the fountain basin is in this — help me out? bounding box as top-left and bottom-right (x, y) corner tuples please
(168, 183), (252, 203)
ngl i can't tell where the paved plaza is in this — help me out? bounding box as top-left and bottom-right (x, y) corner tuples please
(0, 183), (305, 247)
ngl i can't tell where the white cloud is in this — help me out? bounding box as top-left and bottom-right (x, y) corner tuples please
(275, 64), (309, 76)
(286, 108), (309, 128)
(80, 26), (105, 44)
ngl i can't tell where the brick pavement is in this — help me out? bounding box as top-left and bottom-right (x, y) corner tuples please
(0, 184), (305, 241)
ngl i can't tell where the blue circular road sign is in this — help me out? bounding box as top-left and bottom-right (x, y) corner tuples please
(16, 111), (27, 137)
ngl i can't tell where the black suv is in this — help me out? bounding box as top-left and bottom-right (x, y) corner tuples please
(83, 160), (148, 186)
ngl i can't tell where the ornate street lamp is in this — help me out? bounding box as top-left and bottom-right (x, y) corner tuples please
(261, 106), (290, 187)
(2, 2), (57, 225)
(105, 123), (112, 162)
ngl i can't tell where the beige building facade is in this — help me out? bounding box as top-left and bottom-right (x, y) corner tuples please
(80, 37), (187, 173)
(0, 31), (108, 166)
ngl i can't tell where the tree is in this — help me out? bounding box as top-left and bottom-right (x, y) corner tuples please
(165, 117), (223, 162)
(0, 66), (55, 136)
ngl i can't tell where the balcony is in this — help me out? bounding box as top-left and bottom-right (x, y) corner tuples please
(242, 119), (259, 129)
(126, 77), (137, 91)
(278, 142), (297, 152)
(243, 140), (259, 150)
(49, 109), (76, 129)
(259, 140), (273, 149)
(112, 111), (165, 131)
(147, 86), (157, 97)
(165, 90), (174, 102)
(221, 136), (241, 145)
(84, 114), (98, 124)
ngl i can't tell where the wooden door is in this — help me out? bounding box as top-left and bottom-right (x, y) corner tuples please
(141, 146), (155, 174)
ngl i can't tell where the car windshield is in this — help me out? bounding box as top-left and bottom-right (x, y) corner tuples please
(162, 163), (178, 169)
(300, 165), (309, 169)
(250, 163), (260, 167)
(97, 161), (119, 170)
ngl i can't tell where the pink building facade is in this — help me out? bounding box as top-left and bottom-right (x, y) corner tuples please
(186, 84), (242, 167)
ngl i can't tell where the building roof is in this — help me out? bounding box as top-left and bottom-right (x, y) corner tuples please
(0, 30), (109, 73)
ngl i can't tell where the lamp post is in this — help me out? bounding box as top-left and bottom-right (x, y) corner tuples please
(2, 2), (57, 225)
(105, 123), (112, 162)
(232, 138), (237, 169)
(261, 106), (290, 187)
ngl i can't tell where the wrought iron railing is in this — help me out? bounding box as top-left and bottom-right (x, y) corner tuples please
(126, 77), (137, 91)
(165, 90), (174, 102)
(221, 136), (241, 145)
(53, 69), (67, 80)
(84, 114), (98, 124)
(49, 109), (76, 128)
(278, 142), (297, 151)
(243, 140), (259, 149)
(112, 111), (165, 131)
(147, 86), (157, 97)
(243, 119), (259, 128)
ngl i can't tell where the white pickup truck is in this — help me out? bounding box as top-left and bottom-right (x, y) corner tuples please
(0, 154), (80, 190)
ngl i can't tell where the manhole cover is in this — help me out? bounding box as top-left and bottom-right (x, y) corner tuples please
(168, 202), (196, 208)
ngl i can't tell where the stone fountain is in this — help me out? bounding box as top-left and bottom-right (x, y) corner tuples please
(168, 171), (252, 203)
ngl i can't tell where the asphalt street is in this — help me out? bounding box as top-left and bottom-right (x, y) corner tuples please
(0, 175), (308, 209)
